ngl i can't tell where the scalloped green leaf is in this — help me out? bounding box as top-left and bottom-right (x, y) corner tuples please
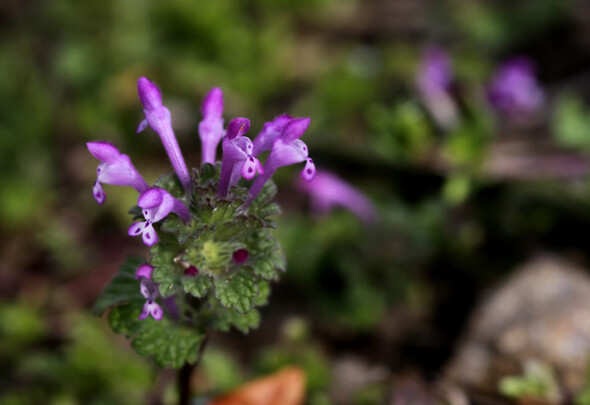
(131, 319), (205, 368)
(181, 275), (212, 298)
(150, 236), (183, 298)
(230, 309), (260, 334)
(254, 280), (271, 306)
(108, 303), (144, 337)
(213, 271), (258, 314)
(93, 255), (145, 316)
(248, 235), (285, 280)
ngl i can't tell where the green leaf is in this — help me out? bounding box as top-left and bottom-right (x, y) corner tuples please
(93, 255), (145, 316)
(150, 237), (183, 298)
(254, 280), (271, 306)
(229, 309), (260, 333)
(248, 234), (285, 280)
(213, 271), (259, 314)
(108, 303), (144, 337)
(131, 319), (205, 368)
(211, 306), (261, 334)
(181, 275), (212, 298)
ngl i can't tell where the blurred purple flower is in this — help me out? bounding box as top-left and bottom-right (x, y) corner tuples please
(128, 188), (190, 246)
(247, 117), (316, 204)
(136, 77), (192, 191)
(135, 264), (163, 321)
(487, 57), (544, 118)
(198, 87), (225, 165)
(415, 46), (458, 129)
(217, 118), (263, 197)
(87, 141), (149, 205)
(297, 171), (377, 224)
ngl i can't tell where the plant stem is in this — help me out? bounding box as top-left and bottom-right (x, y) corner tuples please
(178, 334), (209, 405)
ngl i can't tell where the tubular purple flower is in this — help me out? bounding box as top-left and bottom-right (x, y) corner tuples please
(198, 87), (225, 164)
(246, 117), (315, 205)
(252, 114), (292, 157)
(487, 57), (544, 118)
(136, 77), (192, 191)
(128, 188), (190, 246)
(297, 171), (377, 224)
(415, 46), (458, 129)
(217, 118), (263, 197)
(87, 141), (149, 205)
(136, 265), (163, 321)
(135, 263), (154, 280)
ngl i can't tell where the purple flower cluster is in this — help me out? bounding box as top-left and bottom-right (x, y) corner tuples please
(416, 48), (544, 121)
(87, 77), (316, 246)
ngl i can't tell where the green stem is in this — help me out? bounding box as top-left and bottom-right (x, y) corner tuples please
(178, 333), (209, 405)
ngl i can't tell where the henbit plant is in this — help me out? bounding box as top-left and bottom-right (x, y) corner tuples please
(88, 77), (316, 399)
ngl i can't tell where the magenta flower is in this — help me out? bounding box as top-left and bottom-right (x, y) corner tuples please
(415, 46), (458, 129)
(487, 57), (544, 118)
(128, 188), (190, 246)
(297, 171), (377, 224)
(217, 118), (263, 197)
(198, 87), (225, 165)
(247, 117), (316, 204)
(87, 141), (149, 205)
(252, 114), (292, 157)
(135, 263), (163, 321)
(136, 77), (192, 191)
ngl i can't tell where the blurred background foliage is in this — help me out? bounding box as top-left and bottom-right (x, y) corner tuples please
(3, 0), (590, 403)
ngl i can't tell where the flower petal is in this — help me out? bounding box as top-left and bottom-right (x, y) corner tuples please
(279, 117), (310, 143)
(253, 114), (292, 156)
(138, 188), (164, 210)
(142, 223), (158, 246)
(137, 77), (163, 112)
(136, 119), (149, 133)
(226, 118), (250, 140)
(128, 221), (146, 236)
(92, 181), (106, 205)
(148, 301), (164, 320)
(301, 158), (316, 182)
(241, 156), (262, 180)
(135, 263), (154, 280)
(87, 141), (122, 164)
(202, 87), (224, 118)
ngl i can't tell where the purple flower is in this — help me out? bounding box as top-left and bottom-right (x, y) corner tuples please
(217, 118), (263, 197)
(415, 46), (458, 129)
(136, 77), (192, 191)
(487, 57), (544, 118)
(135, 264), (163, 321)
(128, 188), (190, 246)
(198, 87), (225, 165)
(247, 117), (316, 204)
(87, 141), (149, 205)
(252, 114), (292, 157)
(297, 171), (377, 224)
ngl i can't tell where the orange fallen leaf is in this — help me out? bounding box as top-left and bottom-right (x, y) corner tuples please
(210, 366), (306, 405)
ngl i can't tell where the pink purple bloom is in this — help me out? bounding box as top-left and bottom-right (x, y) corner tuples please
(87, 141), (149, 205)
(128, 188), (190, 246)
(252, 114), (292, 157)
(198, 87), (225, 165)
(135, 263), (163, 321)
(487, 57), (544, 118)
(247, 117), (316, 204)
(217, 118), (263, 197)
(297, 171), (377, 224)
(415, 46), (458, 129)
(136, 77), (192, 191)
